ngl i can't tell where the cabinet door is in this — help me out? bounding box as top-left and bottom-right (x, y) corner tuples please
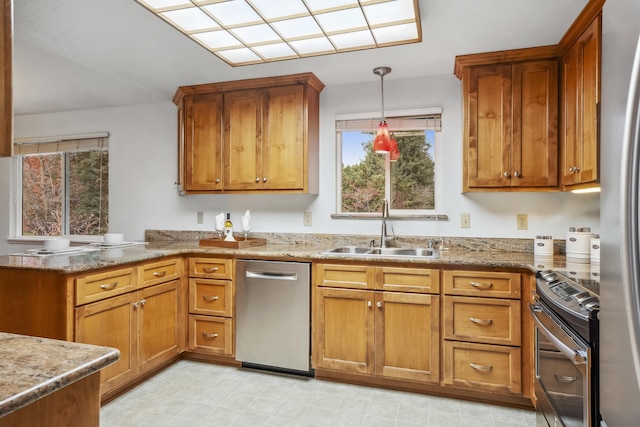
(184, 92), (223, 191)
(224, 89), (262, 190)
(262, 85), (305, 190)
(75, 293), (137, 395)
(512, 60), (558, 187)
(138, 280), (183, 372)
(375, 292), (440, 383)
(561, 17), (600, 186)
(465, 64), (512, 188)
(312, 287), (374, 374)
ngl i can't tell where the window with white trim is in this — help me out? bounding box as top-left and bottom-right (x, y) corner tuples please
(336, 108), (442, 215)
(13, 134), (109, 238)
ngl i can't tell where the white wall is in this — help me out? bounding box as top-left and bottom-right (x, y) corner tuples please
(1, 73), (600, 254)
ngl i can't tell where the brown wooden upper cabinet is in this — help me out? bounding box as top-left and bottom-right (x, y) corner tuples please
(462, 60), (558, 191)
(1, 0), (12, 157)
(455, 0), (603, 193)
(173, 73), (324, 195)
(560, 16), (601, 188)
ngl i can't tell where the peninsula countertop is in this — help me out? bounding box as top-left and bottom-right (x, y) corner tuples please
(0, 239), (574, 274)
(0, 332), (120, 418)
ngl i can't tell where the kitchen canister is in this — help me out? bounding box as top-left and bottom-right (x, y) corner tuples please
(534, 235), (554, 257)
(590, 234), (600, 264)
(566, 227), (594, 263)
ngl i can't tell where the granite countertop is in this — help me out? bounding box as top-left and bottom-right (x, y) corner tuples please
(0, 237), (575, 275)
(0, 332), (120, 417)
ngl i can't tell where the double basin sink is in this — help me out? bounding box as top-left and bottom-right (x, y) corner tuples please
(324, 246), (439, 259)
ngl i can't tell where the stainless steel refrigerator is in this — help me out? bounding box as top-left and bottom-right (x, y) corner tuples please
(600, 1), (640, 426)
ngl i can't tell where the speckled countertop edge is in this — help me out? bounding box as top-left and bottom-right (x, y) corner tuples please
(0, 333), (120, 417)
(0, 237), (574, 274)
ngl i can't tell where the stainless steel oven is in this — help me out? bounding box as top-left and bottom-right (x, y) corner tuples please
(530, 270), (599, 427)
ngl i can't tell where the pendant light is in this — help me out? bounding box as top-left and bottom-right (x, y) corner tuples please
(373, 66), (393, 153)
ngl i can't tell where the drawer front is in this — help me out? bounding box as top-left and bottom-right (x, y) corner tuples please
(444, 296), (521, 345)
(188, 314), (233, 356)
(443, 341), (522, 394)
(443, 270), (521, 298)
(140, 257), (182, 288)
(76, 267), (136, 305)
(316, 264), (375, 290)
(189, 278), (233, 317)
(377, 267), (440, 293)
(189, 258), (233, 279)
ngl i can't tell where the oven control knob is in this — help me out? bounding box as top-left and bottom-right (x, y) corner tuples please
(573, 292), (592, 304)
(540, 270), (557, 282)
(580, 296), (600, 310)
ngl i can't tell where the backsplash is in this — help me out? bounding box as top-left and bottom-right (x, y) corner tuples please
(145, 229), (567, 254)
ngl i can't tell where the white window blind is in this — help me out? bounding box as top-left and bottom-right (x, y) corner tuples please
(13, 132), (109, 155)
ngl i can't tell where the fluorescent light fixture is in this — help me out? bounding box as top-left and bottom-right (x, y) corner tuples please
(570, 187), (601, 194)
(133, 0), (421, 66)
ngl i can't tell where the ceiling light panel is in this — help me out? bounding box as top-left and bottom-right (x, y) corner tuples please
(133, 0), (421, 66)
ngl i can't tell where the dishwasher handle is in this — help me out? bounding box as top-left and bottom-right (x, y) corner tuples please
(245, 270), (298, 281)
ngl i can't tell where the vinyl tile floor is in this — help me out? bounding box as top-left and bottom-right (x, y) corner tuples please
(100, 360), (537, 427)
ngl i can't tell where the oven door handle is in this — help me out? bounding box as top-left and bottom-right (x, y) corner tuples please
(529, 303), (588, 365)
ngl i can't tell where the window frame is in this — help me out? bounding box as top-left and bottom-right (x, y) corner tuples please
(334, 107), (443, 218)
(10, 133), (109, 243)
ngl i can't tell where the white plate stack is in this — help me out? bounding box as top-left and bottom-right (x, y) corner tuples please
(566, 227), (594, 263)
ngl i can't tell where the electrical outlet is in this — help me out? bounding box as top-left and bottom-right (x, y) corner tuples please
(461, 213), (470, 228)
(197, 211), (204, 225)
(303, 211), (312, 226)
(517, 214), (528, 230)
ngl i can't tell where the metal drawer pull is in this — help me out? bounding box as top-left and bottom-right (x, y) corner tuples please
(469, 317), (493, 325)
(153, 270), (167, 277)
(469, 281), (493, 289)
(469, 363), (493, 371)
(201, 332), (219, 339)
(555, 374), (578, 383)
(202, 295), (219, 302)
(100, 281), (119, 290)
(202, 267), (219, 273)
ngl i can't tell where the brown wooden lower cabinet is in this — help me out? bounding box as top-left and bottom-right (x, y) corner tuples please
(75, 279), (183, 395)
(443, 340), (522, 394)
(313, 263), (441, 384)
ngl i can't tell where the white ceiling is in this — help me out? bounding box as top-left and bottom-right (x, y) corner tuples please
(13, 0), (588, 116)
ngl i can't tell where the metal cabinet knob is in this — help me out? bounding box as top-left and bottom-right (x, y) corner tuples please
(367, 301), (372, 307)
(140, 299), (146, 307)
(376, 301), (383, 308)
(215, 178), (221, 183)
(263, 177), (267, 182)
(513, 171), (521, 178)
(255, 177), (261, 182)
(503, 171), (510, 178)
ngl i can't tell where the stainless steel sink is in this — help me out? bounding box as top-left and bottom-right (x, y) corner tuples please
(323, 246), (439, 259)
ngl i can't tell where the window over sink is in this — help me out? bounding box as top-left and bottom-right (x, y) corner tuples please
(335, 108), (442, 217)
(12, 133), (109, 240)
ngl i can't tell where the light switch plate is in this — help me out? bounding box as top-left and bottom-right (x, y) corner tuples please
(197, 211), (204, 224)
(303, 211), (312, 226)
(461, 213), (470, 228)
(517, 214), (528, 230)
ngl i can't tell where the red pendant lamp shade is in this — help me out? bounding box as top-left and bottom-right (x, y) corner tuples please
(374, 121), (392, 153)
(372, 67), (399, 159)
(389, 138), (400, 161)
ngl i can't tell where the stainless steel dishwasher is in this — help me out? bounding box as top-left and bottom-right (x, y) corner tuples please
(236, 259), (312, 374)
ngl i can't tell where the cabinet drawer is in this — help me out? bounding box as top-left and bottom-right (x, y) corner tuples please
(443, 341), (521, 394)
(316, 264), (374, 290)
(188, 314), (233, 356)
(140, 257), (182, 288)
(444, 296), (521, 346)
(189, 258), (232, 279)
(443, 270), (521, 298)
(76, 267), (136, 305)
(189, 278), (233, 317)
(377, 267), (440, 293)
